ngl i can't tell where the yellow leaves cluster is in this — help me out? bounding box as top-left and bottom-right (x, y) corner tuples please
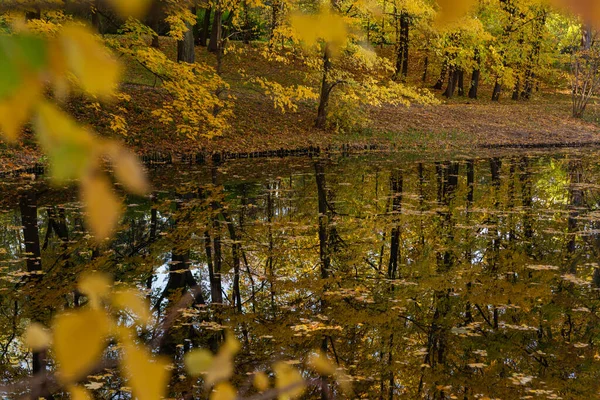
(0, 23), (148, 240)
(23, 273), (165, 400)
(435, 0), (600, 27)
(185, 333), (241, 386)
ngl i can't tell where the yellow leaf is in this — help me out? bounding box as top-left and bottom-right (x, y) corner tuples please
(122, 342), (170, 400)
(53, 308), (111, 383)
(274, 362), (305, 400)
(23, 322), (51, 351)
(106, 0), (152, 18)
(184, 349), (214, 376)
(112, 289), (151, 325)
(308, 352), (335, 375)
(221, 332), (241, 357)
(290, 8), (347, 52)
(69, 385), (93, 400)
(0, 78), (41, 141)
(59, 24), (121, 97)
(105, 142), (148, 195)
(435, 0), (477, 24)
(210, 382), (237, 400)
(254, 372), (270, 392)
(35, 101), (95, 183)
(78, 272), (112, 309)
(81, 174), (122, 240)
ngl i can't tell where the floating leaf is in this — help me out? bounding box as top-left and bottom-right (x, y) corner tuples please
(23, 322), (51, 351)
(53, 308), (111, 383)
(122, 342), (170, 400)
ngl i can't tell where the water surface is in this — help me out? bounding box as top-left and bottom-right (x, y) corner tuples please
(2, 150), (600, 399)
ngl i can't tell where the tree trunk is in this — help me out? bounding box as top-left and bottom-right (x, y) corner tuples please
(394, 12), (410, 81)
(208, 9), (222, 53)
(468, 69), (480, 99)
(491, 80), (502, 101)
(315, 47), (333, 129)
(20, 191), (42, 273)
(512, 76), (520, 101)
(177, 10), (196, 63)
(91, 0), (101, 32)
(443, 67), (457, 98)
(433, 61), (447, 90)
(457, 69), (464, 96)
(199, 8), (212, 46)
(422, 55), (428, 83)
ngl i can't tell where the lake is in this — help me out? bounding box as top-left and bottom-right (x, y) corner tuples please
(1, 149), (600, 399)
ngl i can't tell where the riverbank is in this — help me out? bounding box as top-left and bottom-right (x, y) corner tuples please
(2, 89), (600, 174)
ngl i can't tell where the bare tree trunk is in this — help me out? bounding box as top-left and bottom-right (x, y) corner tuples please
(199, 8), (212, 46)
(177, 8), (196, 63)
(315, 46), (333, 129)
(208, 9), (222, 53)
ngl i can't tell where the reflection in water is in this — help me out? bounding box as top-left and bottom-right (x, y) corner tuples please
(2, 151), (600, 398)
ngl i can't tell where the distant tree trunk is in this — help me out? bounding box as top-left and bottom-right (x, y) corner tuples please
(433, 61), (447, 90)
(208, 9), (222, 53)
(468, 50), (481, 99)
(422, 55), (429, 83)
(394, 12), (410, 81)
(443, 67), (458, 98)
(199, 8), (212, 46)
(315, 46), (333, 129)
(242, 0), (251, 44)
(20, 191), (47, 376)
(491, 79), (502, 101)
(91, 0), (101, 32)
(512, 76), (520, 101)
(387, 170), (403, 280)
(20, 192), (42, 273)
(457, 68), (464, 96)
(270, 0), (281, 44)
(177, 10), (196, 63)
(25, 7), (40, 20)
(468, 71), (480, 99)
(145, 0), (163, 48)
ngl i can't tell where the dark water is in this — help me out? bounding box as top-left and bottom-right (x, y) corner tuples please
(2, 150), (600, 399)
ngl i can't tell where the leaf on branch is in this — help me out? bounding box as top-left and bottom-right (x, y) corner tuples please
(78, 272), (112, 309)
(53, 308), (111, 383)
(23, 322), (51, 351)
(112, 289), (152, 325)
(274, 362), (305, 400)
(81, 174), (122, 241)
(122, 342), (170, 400)
(59, 24), (121, 98)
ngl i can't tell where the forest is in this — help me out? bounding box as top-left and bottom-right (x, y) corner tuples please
(2, 0), (600, 399)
